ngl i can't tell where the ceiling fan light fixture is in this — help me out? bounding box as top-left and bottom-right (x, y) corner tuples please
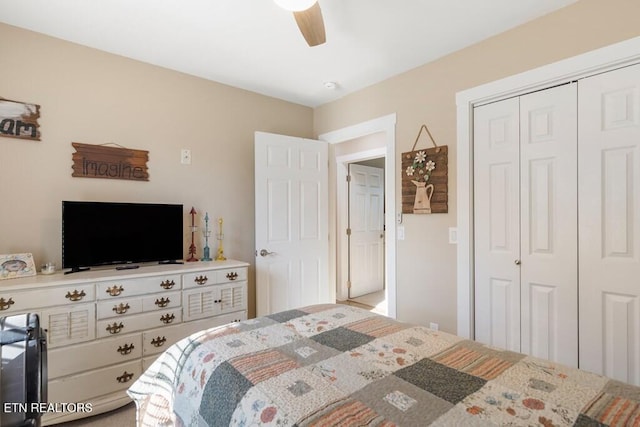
(274, 0), (317, 12)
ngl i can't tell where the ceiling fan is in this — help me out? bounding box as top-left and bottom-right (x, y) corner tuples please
(274, 0), (326, 47)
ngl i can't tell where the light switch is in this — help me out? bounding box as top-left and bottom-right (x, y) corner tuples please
(397, 226), (405, 240)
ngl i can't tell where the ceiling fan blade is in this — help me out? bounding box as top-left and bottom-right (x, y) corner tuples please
(293, 2), (326, 47)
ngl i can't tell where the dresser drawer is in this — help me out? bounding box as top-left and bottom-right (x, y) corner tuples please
(142, 291), (181, 312)
(96, 297), (143, 319)
(0, 283), (95, 314)
(97, 274), (180, 299)
(182, 271), (215, 289)
(97, 308), (182, 338)
(49, 333), (142, 378)
(48, 360), (142, 402)
(216, 267), (247, 284)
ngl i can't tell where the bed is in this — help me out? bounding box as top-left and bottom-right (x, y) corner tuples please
(127, 304), (640, 426)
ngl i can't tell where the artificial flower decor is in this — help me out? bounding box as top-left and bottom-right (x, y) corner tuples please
(405, 150), (436, 182)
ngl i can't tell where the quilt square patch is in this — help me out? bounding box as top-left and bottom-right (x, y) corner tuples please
(459, 381), (580, 426)
(277, 337), (342, 367)
(495, 356), (606, 411)
(394, 358), (486, 404)
(311, 326), (374, 352)
(351, 374), (453, 425)
(229, 349), (298, 385)
(248, 323), (303, 347)
(580, 387), (640, 425)
(344, 315), (408, 338)
(230, 386), (292, 426)
(308, 351), (389, 394)
(295, 398), (388, 427)
(256, 368), (346, 422)
(431, 341), (524, 380)
(381, 326), (464, 359)
(267, 309), (308, 323)
(199, 361), (253, 427)
(349, 338), (422, 374)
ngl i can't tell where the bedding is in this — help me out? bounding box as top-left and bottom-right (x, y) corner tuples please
(128, 304), (640, 426)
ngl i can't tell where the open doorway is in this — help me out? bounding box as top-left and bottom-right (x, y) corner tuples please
(319, 113), (397, 318)
(334, 136), (387, 315)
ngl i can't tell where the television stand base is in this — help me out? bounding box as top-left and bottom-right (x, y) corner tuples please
(115, 265), (140, 270)
(159, 260), (184, 265)
(64, 267), (91, 275)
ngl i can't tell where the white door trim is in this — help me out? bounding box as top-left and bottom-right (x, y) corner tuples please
(336, 147), (387, 302)
(456, 35), (640, 338)
(319, 113), (397, 318)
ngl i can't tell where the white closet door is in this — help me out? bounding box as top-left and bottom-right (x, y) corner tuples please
(474, 97), (521, 352)
(519, 84), (578, 367)
(578, 64), (640, 386)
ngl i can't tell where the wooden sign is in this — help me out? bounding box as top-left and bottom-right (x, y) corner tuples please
(72, 142), (149, 181)
(402, 145), (448, 213)
(401, 124), (448, 214)
(0, 97), (41, 141)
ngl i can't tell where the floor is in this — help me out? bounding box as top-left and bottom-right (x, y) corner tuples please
(52, 402), (135, 427)
(344, 290), (386, 315)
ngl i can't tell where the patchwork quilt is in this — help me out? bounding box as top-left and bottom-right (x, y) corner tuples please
(127, 304), (640, 426)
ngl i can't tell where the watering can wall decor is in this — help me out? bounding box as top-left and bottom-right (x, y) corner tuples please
(401, 124), (448, 214)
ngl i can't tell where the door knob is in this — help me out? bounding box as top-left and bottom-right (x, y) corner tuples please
(259, 249), (275, 257)
(514, 259), (521, 265)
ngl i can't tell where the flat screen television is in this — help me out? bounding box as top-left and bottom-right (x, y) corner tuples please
(62, 201), (183, 272)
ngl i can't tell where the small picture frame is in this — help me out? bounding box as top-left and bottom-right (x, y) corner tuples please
(0, 253), (37, 280)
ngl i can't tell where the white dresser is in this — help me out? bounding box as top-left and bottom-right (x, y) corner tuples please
(0, 260), (248, 425)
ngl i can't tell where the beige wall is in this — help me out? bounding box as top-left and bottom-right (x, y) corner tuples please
(0, 23), (313, 317)
(314, 0), (640, 333)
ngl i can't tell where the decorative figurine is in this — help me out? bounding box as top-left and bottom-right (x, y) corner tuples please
(186, 207), (198, 262)
(201, 212), (212, 261)
(215, 217), (226, 261)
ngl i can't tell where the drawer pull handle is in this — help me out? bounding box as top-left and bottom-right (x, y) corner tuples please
(106, 322), (124, 334)
(117, 343), (135, 355)
(151, 336), (167, 347)
(155, 297), (171, 308)
(160, 279), (175, 290)
(194, 275), (208, 285)
(226, 272), (238, 281)
(65, 290), (86, 301)
(0, 297), (15, 311)
(113, 303), (130, 314)
(116, 371), (134, 383)
(160, 313), (175, 324)
(106, 285), (124, 297)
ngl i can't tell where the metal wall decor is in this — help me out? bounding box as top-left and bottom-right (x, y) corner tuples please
(401, 124), (448, 214)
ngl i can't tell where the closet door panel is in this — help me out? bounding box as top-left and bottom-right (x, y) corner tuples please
(520, 83), (578, 367)
(474, 97), (521, 351)
(579, 64), (640, 386)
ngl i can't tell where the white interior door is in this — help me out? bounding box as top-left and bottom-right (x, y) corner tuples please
(578, 64), (640, 385)
(348, 163), (384, 298)
(254, 132), (329, 316)
(519, 83), (578, 367)
(473, 97), (521, 352)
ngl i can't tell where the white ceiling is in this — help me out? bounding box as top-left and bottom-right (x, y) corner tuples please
(0, 0), (577, 107)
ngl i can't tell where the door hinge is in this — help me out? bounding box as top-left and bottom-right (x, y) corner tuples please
(346, 174), (351, 182)
(347, 280), (352, 289)
(346, 228), (351, 236)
